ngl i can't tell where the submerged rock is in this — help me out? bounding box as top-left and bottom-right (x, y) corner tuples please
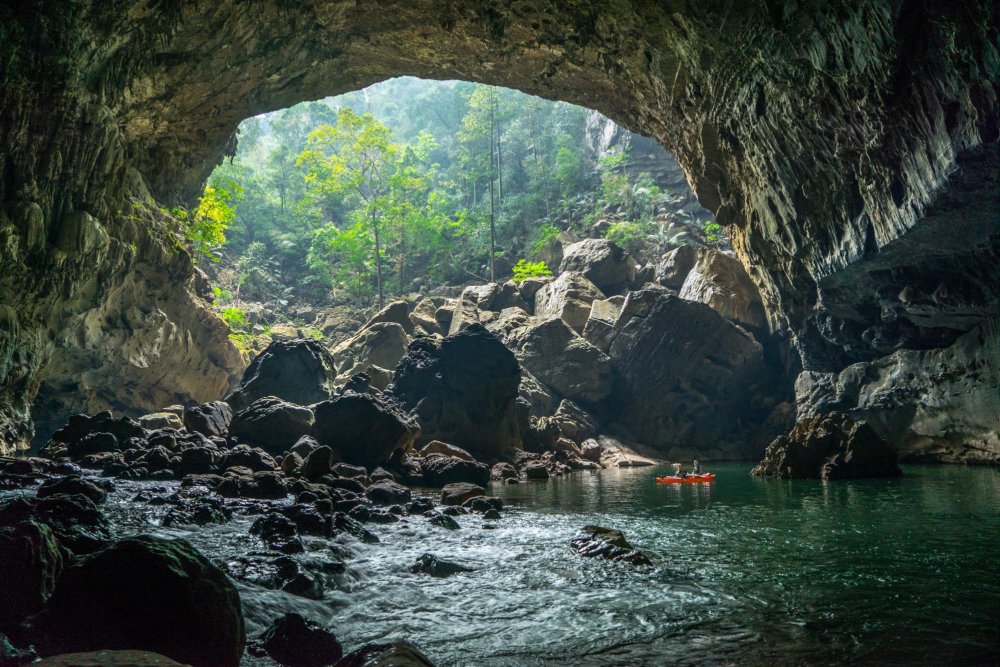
(257, 613), (342, 667)
(32, 535), (245, 667)
(409, 553), (473, 578)
(335, 641), (436, 667)
(752, 412), (902, 480)
(571, 525), (653, 566)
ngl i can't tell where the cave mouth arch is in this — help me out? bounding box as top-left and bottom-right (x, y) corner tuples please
(1, 1), (996, 456)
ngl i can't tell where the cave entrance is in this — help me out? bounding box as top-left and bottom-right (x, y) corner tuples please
(193, 77), (716, 361)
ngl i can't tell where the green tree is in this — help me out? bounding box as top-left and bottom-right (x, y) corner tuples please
(297, 108), (400, 307)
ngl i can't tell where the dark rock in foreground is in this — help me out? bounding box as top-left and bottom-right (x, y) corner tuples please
(257, 612), (342, 667)
(571, 525), (653, 567)
(230, 398), (314, 454)
(409, 553), (473, 578)
(752, 412), (902, 480)
(31, 535), (245, 667)
(0, 519), (63, 625)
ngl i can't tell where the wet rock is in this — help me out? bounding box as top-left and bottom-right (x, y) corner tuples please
(175, 446), (219, 475)
(405, 497), (435, 514)
(220, 445), (277, 472)
(389, 325), (521, 458)
(524, 461), (550, 480)
(217, 471), (287, 500)
(420, 454), (490, 487)
(326, 477), (366, 495)
(312, 393), (419, 470)
(533, 272), (605, 333)
(182, 401), (233, 438)
(0, 633), (36, 665)
(429, 513), (461, 530)
(230, 398), (314, 455)
(752, 412), (902, 480)
(365, 480), (412, 506)
(409, 553), (473, 578)
(335, 641), (436, 667)
(440, 482), (485, 506)
(571, 526), (653, 566)
(559, 238), (637, 296)
(332, 513), (379, 544)
(0, 519), (63, 625)
(257, 613), (342, 667)
(463, 496), (503, 513)
(418, 440), (476, 462)
(67, 432), (119, 457)
(299, 445), (334, 481)
(35, 476), (108, 504)
(250, 513), (302, 553)
(0, 494), (110, 554)
(226, 339), (337, 412)
(491, 462), (518, 481)
(483, 509), (501, 521)
(162, 501), (230, 527)
(33, 535), (245, 667)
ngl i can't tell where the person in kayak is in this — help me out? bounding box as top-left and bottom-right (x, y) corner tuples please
(692, 460), (702, 474)
(672, 462), (688, 478)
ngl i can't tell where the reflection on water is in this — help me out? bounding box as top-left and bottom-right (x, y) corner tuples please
(13, 464), (998, 665)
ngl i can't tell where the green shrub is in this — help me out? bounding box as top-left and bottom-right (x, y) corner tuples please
(219, 306), (247, 331)
(511, 259), (553, 283)
(603, 220), (648, 256)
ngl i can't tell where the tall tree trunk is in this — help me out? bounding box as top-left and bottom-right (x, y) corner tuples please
(494, 90), (503, 205)
(488, 99), (496, 284)
(372, 207), (384, 308)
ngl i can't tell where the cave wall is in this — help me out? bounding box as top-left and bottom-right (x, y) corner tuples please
(1, 0), (997, 456)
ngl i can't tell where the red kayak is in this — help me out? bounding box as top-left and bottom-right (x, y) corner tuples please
(656, 473), (715, 484)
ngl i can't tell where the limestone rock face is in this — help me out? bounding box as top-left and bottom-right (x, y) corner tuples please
(0, 1), (995, 463)
(794, 321), (1000, 464)
(33, 535), (245, 667)
(604, 290), (768, 453)
(226, 340), (336, 413)
(558, 238), (637, 296)
(752, 412), (902, 480)
(389, 325), (521, 458)
(678, 249), (767, 330)
(533, 272), (605, 334)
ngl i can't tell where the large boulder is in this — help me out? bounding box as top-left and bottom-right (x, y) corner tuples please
(678, 248), (767, 330)
(226, 340), (337, 412)
(182, 401), (233, 438)
(604, 290), (767, 454)
(335, 641), (436, 667)
(0, 494), (110, 555)
(447, 284), (500, 335)
(421, 454), (490, 487)
(311, 393), (419, 470)
(257, 613), (342, 667)
(752, 412), (902, 480)
(33, 535), (245, 667)
(654, 244), (698, 289)
(389, 325), (522, 458)
(558, 238), (637, 296)
(332, 322), (411, 386)
(505, 317), (613, 405)
(230, 398), (314, 455)
(581, 295), (625, 353)
(0, 519), (63, 625)
(533, 272), (605, 333)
